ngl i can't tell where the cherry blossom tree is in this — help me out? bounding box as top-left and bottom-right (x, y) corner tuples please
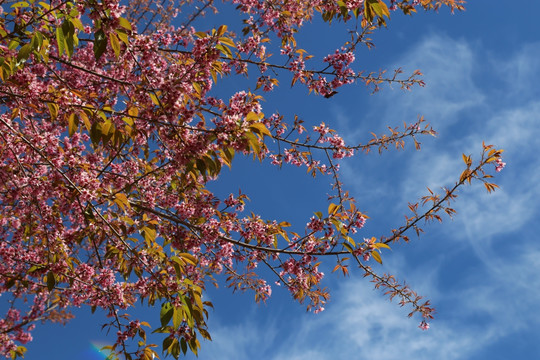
(0, 0), (504, 359)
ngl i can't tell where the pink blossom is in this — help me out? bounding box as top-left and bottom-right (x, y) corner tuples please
(495, 158), (506, 172)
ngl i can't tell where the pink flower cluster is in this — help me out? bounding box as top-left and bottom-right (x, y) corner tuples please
(495, 158), (506, 172)
(418, 320), (430, 330)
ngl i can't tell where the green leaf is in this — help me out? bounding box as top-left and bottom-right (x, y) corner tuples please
(94, 29), (107, 61)
(16, 43), (32, 65)
(180, 338), (188, 355)
(244, 132), (261, 156)
(219, 37), (236, 48)
(80, 110), (91, 131)
(343, 242), (354, 253)
(8, 40), (20, 51)
(56, 25), (66, 56)
(71, 18), (84, 31)
(46, 271), (56, 291)
(344, 235), (355, 247)
(171, 338), (181, 359)
(62, 20), (75, 58)
(90, 121), (102, 146)
(5, 278), (15, 289)
(365, 0), (390, 23)
(181, 296), (194, 327)
(163, 337), (173, 351)
(187, 337), (199, 356)
(217, 24), (227, 36)
(114, 193), (130, 211)
(160, 302), (174, 327)
(9, 345), (27, 360)
(172, 307), (183, 329)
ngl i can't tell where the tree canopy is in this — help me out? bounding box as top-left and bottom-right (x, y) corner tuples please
(0, 0), (504, 359)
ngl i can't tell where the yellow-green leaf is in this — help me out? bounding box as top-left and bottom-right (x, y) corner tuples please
(179, 253), (198, 266)
(249, 122), (272, 138)
(192, 81), (201, 95)
(109, 32), (121, 58)
(114, 193), (130, 211)
(80, 110), (91, 131)
(16, 43), (32, 63)
(71, 18), (84, 31)
(68, 112), (79, 136)
(244, 132), (261, 155)
(217, 25), (227, 36)
(118, 17), (132, 31)
(343, 242), (354, 253)
(47, 102), (59, 120)
(101, 120), (113, 136)
(219, 37), (236, 48)
(116, 29), (129, 45)
(245, 111), (261, 122)
(371, 251), (382, 264)
(128, 106), (138, 117)
(172, 307), (183, 329)
(374, 242), (391, 250)
(39, 1), (51, 10)
(141, 226), (156, 242)
(149, 92), (160, 106)
(55, 27), (65, 57)
(344, 235), (356, 247)
(160, 302), (174, 327)
(122, 116), (134, 127)
(328, 203), (339, 215)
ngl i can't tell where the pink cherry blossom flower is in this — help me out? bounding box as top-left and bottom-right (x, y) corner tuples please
(495, 158), (506, 172)
(419, 320), (430, 330)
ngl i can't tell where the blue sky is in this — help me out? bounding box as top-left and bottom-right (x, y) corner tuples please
(20, 2), (540, 359)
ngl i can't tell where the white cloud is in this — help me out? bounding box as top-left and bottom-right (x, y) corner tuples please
(351, 33), (540, 245)
(379, 34), (484, 128)
(195, 310), (279, 360)
(264, 274), (499, 360)
(326, 32), (540, 360)
(338, 34), (488, 216)
(494, 43), (540, 100)
(193, 33), (540, 360)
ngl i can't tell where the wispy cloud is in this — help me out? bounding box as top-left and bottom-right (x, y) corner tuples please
(193, 33), (540, 360)
(263, 273), (501, 360)
(288, 32), (540, 359)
